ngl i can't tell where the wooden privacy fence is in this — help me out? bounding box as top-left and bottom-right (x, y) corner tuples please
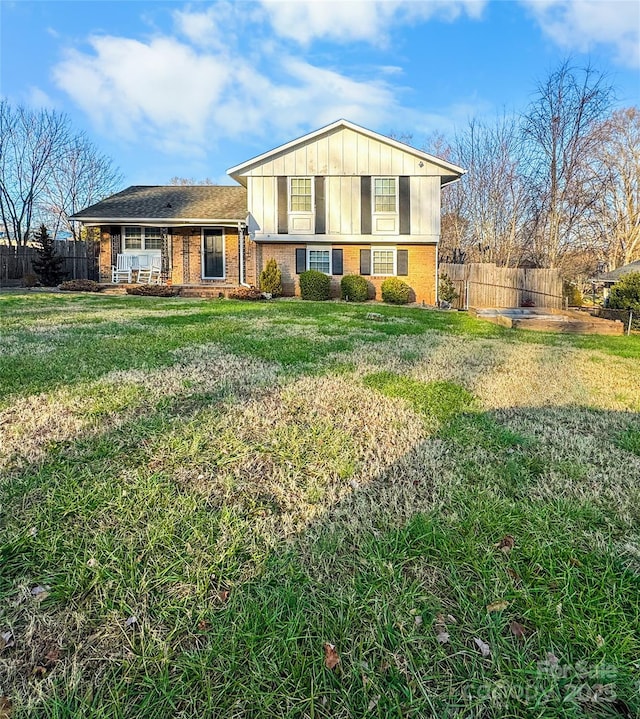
(0, 241), (98, 286)
(439, 263), (563, 309)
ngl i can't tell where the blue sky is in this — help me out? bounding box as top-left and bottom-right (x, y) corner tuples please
(1, 0), (639, 186)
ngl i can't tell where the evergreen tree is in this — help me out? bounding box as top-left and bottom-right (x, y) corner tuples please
(259, 258), (282, 296)
(32, 224), (65, 286)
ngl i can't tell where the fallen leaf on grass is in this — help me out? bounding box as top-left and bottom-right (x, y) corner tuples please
(216, 590), (230, 603)
(487, 600), (510, 613)
(434, 614), (450, 644)
(31, 586), (49, 601)
(494, 535), (515, 554)
(506, 568), (521, 582)
(510, 621), (526, 639)
(474, 637), (491, 657)
(596, 635), (605, 648)
(197, 620), (211, 631)
(0, 696), (11, 719)
(323, 643), (340, 670)
(414, 615), (423, 627)
(124, 616), (138, 629)
(44, 648), (60, 666)
(0, 632), (14, 653)
(0, 697), (13, 719)
(368, 696), (380, 711)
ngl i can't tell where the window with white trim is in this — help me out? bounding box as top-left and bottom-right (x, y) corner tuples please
(122, 226), (163, 251)
(373, 178), (396, 213)
(372, 247), (396, 276)
(290, 178), (312, 212)
(307, 247), (331, 274)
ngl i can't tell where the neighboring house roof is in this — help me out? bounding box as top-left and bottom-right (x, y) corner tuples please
(70, 185), (247, 223)
(596, 260), (640, 283)
(227, 118), (466, 185)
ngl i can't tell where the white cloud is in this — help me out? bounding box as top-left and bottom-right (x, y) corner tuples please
(521, 0), (640, 66)
(53, 36), (228, 152)
(51, 2), (492, 160)
(260, 0), (486, 45)
(25, 85), (56, 109)
(52, 28), (401, 156)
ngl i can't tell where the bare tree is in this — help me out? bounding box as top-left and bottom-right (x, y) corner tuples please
(40, 133), (123, 241)
(437, 115), (529, 266)
(0, 101), (69, 246)
(522, 61), (613, 269)
(590, 107), (640, 269)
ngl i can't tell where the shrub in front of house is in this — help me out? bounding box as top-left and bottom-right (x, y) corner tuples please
(259, 258), (282, 297)
(59, 279), (103, 292)
(228, 287), (263, 300)
(340, 274), (369, 302)
(299, 269), (331, 300)
(381, 277), (411, 305)
(608, 272), (640, 312)
(126, 284), (177, 297)
(439, 274), (458, 304)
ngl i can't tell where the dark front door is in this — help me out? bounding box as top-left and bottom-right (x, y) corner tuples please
(203, 228), (224, 279)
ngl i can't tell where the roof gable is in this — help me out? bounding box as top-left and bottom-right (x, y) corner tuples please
(227, 119), (465, 185)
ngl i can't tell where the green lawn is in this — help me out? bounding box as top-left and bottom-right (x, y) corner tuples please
(1, 292), (639, 718)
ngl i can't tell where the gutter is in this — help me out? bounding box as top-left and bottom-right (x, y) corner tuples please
(69, 217), (245, 225)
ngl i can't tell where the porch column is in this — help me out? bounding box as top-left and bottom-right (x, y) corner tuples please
(110, 227), (121, 268)
(160, 227), (170, 283)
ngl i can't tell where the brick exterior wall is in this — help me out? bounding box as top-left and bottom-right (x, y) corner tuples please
(98, 227), (436, 303)
(99, 226), (244, 286)
(258, 243), (437, 304)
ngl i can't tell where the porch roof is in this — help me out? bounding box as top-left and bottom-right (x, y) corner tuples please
(71, 185), (247, 224)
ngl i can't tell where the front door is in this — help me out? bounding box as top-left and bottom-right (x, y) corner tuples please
(202, 228), (225, 279)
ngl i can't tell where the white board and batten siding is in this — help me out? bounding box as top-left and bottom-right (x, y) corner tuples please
(241, 126), (447, 241)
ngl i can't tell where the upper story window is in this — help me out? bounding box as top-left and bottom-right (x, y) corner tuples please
(123, 227), (163, 251)
(290, 178), (312, 212)
(373, 178), (396, 213)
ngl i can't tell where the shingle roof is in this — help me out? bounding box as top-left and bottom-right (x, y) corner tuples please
(597, 260), (640, 283)
(71, 185), (247, 222)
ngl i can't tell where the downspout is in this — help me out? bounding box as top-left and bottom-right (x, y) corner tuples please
(239, 221), (251, 287)
(435, 239), (439, 307)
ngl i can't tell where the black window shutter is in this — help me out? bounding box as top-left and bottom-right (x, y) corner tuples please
(277, 176), (288, 234)
(361, 176), (371, 234)
(399, 176), (410, 235)
(315, 176), (326, 234)
(332, 248), (343, 275)
(360, 248), (371, 275)
(397, 249), (409, 276)
(295, 248), (306, 274)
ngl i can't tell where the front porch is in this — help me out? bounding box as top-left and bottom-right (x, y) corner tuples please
(99, 224), (256, 288)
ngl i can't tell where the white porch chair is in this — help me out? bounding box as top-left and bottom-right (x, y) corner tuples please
(111, 254), (133, 283)
(137, 257), (162, 284)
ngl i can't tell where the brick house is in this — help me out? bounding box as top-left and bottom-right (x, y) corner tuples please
(72, 119), (465, 303)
